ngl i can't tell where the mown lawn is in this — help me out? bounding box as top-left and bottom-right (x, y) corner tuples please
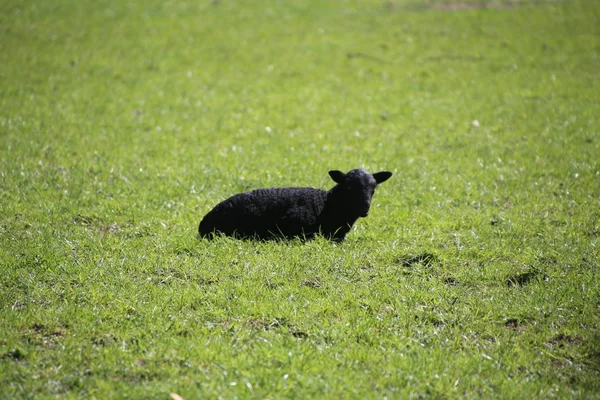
(1, 0), (599, 398)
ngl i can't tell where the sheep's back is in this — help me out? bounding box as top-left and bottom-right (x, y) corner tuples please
(199, 187), (328, 239)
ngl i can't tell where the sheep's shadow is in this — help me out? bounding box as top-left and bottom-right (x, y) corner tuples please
(197, 229), (345, 243)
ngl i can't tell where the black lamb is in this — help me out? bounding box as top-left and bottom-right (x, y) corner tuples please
(198, 168), (392, 241)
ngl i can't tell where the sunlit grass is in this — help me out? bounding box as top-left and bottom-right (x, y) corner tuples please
(1, 0), (599, 398)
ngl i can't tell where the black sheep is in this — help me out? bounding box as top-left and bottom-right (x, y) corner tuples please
(198, 168), (392, 241)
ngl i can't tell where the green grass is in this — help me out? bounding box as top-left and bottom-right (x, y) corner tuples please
(1, 0), (599, 398)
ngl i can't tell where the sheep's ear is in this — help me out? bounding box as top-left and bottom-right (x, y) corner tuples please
(373, 171), (392, 184)
(329, 170), (346, 183)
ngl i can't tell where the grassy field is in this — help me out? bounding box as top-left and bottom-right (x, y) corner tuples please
(1, 0), (599, 398)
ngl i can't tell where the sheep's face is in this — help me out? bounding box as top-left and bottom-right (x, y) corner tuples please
(329, 168), (393, 218)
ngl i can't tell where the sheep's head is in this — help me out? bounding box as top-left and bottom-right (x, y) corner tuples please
(328, 168), (392, 217)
